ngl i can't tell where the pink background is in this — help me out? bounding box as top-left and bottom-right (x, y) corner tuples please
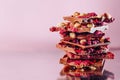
(0, 0), (120, 52)
(0, 0), (120, 80)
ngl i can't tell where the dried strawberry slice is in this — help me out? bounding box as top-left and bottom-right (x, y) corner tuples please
(87, 12), (97, 17)
(49, 26), (59, 32)
(75, 49), (81, 53)
(106, 52), (114, 58)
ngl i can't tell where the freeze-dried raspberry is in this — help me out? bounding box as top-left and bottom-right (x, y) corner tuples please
(49, 26), (59, 32)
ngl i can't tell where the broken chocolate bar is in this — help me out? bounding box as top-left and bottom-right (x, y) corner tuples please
(65, 52), (114, 59)
(50, 12), (115, 78)
(60, 56), (105, 68)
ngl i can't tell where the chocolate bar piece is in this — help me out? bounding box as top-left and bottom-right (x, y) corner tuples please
(60, 55), (105, 68)
(50, 25), (108, 33)
(66, 52), (114, 59)
(64, 69), (114, 80)
(63, 12), (114, 25)
(56, 42), (110, 56)
(50, 12), (114, 33)
(61, 39), (110, 49)
(61, 30), (105, 39)
(62, 37), (110, 47)
(60, 65), (103, 77)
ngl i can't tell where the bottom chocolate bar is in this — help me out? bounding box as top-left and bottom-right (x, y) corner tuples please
(65, 70), (114, 80)
(66, 75), (103, 80)
(60, 65), (104, 77)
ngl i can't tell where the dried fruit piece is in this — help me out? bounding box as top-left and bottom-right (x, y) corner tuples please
(87, 12), (97, 17)
(49, 26), (58, 32)
(104, 37), (110, 43)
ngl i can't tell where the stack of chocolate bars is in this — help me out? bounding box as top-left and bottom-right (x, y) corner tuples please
(50, 12), (114, 78)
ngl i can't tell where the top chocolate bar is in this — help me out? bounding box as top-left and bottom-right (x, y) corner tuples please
(50, 12), (114, 33)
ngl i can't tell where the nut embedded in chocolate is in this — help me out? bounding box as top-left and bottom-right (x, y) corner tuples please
(80, 39), (87, 45)
(57, 22), (66, 27)
(87, 23), (94, 28)
(69, 32), (76, 38)
(74, 22), (81, 28)
(73, 12), (80, 17)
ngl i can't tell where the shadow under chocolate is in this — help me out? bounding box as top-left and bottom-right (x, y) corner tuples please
(57, 69), (114, 80)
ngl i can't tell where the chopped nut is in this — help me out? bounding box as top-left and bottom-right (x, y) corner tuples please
(90, 66), (96, 70)
(80, 13), (86, 16)
(80, 64), (84, 68)
(80, 39), (86, 44)
(104, 13), (112, 19)
(80, 69), (84, 72)
(57, 22), (66, 27)
(74, 22), (81, 28)
(101, 15), (106, 21)
(87, 23), (94, 28)
(73, 12), (80, 16)
(96, 15), (101, 18)
(100, 37), (104, 42)
(106, 13), (112, 19)
(69, 33), (76, 38)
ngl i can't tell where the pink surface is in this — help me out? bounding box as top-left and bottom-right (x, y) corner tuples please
(0, 0), (120, 52)
(0, 50), (119, 80)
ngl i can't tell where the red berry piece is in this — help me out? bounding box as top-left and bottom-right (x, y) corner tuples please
(72, 28), (78, 32)
(50, 26), (60, 32)
(104, 37), (110, 43)
(87, 12), (97, 17)
(75, 49), (81, 53)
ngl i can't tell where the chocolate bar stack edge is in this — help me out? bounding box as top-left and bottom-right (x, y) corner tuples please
(50, 12), (114, 78)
